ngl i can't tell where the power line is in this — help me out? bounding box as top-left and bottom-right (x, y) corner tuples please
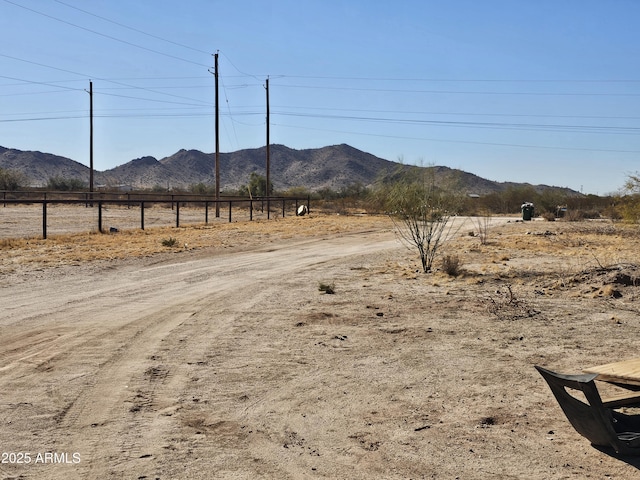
(2, 106), (212, 116)
(94, 84), (211, 105)
(220, 76), (240, 149)
(271, 111), (640, 136)
(273, 82), (640, 97)
(272, 74), (640, 83)
(0, 53), (212, 106)
(5, 98), (640, 135)
(97, 85), (213, 90)
(273, 122), (640, 154)
(0, 76), (84, 89)
(95, 91), (211, 108)
(0, 52), (90, 79)
(0, 74), (83, 94)
(0, 89), (81, 97)
(88, 75), (210, 81)
(0, 112), (217, 122)
(219, 51), (264, 81)
(52, 0), (211, 55)
(3, 0), (210, 67)
(271, 104), (640, 122)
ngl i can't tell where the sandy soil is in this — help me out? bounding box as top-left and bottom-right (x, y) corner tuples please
(2, 210), (640, 479)
(0, 203), (271, 239)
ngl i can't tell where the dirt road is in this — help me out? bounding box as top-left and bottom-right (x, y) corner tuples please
(1, 229), (402, 479)
(2, 216), (640, 479)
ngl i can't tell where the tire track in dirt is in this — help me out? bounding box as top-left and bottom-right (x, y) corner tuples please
(53, 306), (198, 479)
(0, 231), (400, 479)
(0, 327), (73, 373)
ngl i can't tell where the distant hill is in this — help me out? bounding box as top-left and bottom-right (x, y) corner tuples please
(0, 144), (580, 196)
(0, 146), (89, 184)
(98, 144), (403, 192)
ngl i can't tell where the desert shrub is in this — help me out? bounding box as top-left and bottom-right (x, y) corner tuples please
(619, 173), (640, 223)
(541, 211), (556, 221)
(564, 209), (600, 222)
(441, 254), (463, 276)
(375, 166), (462, 273)
(161, 237), (178, 247)
(339, 182), (369, 199)
(619, 196), (640, 223)
(602, 204), (623, 222)
(151, 184), (168, 193)
(471, 213), (492, 244)
(484, 284), (540, 320)
(316, 187), (339, 200)
(284, 186), (311, 198)
(582, 209), (602, 219)
(239, 172), (272, 197)
(0, 168), (26, 190)
(46, 176), (86, 191)
(190, 183), (214, 195)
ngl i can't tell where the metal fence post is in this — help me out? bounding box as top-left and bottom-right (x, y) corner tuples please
(42, 202), (47, 239)
(98, 201), (103, 233)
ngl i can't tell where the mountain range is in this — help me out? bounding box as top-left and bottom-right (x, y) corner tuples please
(0, 144), (579, 196)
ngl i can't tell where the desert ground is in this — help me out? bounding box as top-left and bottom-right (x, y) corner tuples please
(2, 205), (640, 479)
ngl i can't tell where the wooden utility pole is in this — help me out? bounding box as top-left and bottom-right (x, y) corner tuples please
(214, 53), (220, 217)
(265, 77), (270, 219)
(89, 80), (94, 203)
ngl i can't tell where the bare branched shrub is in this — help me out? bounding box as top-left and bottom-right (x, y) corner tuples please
(471, 212), (492, 244)
(483, 284), (540, 320)
(376, 166), (462, 273)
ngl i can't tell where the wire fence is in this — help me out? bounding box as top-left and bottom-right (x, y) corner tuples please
(0, 192), (310, 239)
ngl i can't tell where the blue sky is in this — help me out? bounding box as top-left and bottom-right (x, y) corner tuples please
(1, 0), (640, 195)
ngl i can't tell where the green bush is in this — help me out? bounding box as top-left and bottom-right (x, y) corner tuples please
(46, 176), (86, 191)
(0, 168), (26, 190)
(161, 237), (178, 247)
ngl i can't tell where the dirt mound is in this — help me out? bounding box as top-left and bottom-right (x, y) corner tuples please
(601, 264), (640, 286)
(567, 264), (640, 298)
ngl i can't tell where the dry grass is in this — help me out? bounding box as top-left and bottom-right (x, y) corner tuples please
(0, 213), (393, 273)
(457, 220), (640, 275)
(2, 208), (640, 285)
